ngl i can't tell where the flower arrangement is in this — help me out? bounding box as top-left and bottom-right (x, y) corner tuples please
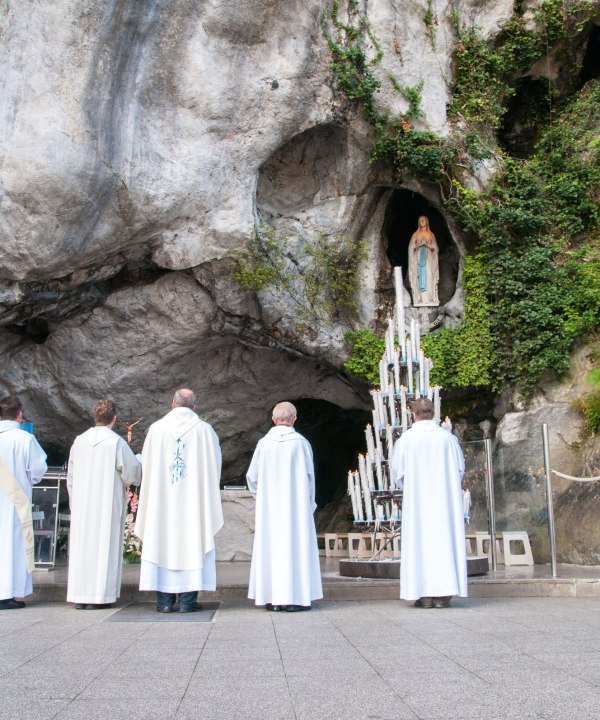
(123, 486), (142, 563)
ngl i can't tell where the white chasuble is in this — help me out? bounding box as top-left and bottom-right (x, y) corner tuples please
(247, 425), (323, 606)
(67, 426), (141, 604)
(0, 421), (47, 599)
(136, 408), (223, 591)
(392, 419), (467, 601)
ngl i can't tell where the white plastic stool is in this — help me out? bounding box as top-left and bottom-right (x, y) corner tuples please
(324, 533), (348, 557)
(502, 531), (534, 566)
(347, 533), (372, 558)
(475, 532), (505, 564)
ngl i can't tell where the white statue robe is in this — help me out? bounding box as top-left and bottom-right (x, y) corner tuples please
(391, 419), (467, 601)
(66, 426), (141, 604)
(247, 425), (323, 606)
(0, 421), (47, 600)
(135, 408), (223, 593)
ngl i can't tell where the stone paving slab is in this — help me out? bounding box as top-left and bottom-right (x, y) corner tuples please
(1, 598), (600, 719)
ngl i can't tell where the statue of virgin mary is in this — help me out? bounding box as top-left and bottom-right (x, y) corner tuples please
(408, 215), (439, 307)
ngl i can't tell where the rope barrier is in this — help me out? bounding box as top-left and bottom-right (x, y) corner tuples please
(552, 470), (600, 482)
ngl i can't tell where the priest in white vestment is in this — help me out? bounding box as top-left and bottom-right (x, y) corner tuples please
(0, 395), (47, 609)
(391, 397), (467, 609)
(66, 399), (141, 609)
(136, 389), (223, 613)
(247, 401), (323, 612)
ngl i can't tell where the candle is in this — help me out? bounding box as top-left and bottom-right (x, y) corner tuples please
(375, 453), (383, 490)
(376, 390), (387, 428)
(401, 386), (407, 431)
(348, 472), (358, 521)
(379, 358), (386, 391)
(416, 321), (421, 360)
(434, 386), (441, 422)
(407, 356), (413, 395)
(419, 349), (425, 396)
(390, 392), (398, 427)
(385, 424), (394, 465)
(364, 480), (373, 521)
(374, 419), (383, 456)
(394, 266), (406, 359)
(410, 319), (415, 361)
(365, 424), (376, 459)
(366, 453), (376, 492)
(356, 460), (366, 520)
(393, 352), (400, 396)
(387, 317), (395, 364)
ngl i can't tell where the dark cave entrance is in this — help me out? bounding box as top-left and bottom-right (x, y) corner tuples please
(580, 24), (600, 84)
(383, 189), (459, 305)
(292, 398), (370, 510)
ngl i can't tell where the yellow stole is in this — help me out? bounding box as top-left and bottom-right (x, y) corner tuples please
(0, 458), (35, 572)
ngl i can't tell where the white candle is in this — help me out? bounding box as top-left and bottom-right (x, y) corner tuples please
(385, 424), (394, 464)
(365, 424), (376, 459)
(390, 392), (398, 427)
(366, 453), (376, 492)
(394, 266), (406, 359)
(393, 353), (400, 396)
(348, 472), (358, 521)
(377, 390), (387, 428)
(374, 419), (383, 456)
(387, 317), (395, 364)
(416, 321), (421, 360)
(401, 386), (407, 431)
(407, 356), (413, 395)
(375, 454), (383, 491)
(419, 350), (425, 396)
(364, 481), (373, 521)
(434, 386), (441, 422)
(410, 319), (415, 361)
(372, 408), (380, 437)
(379, 359), (386, 391)
(356, 459), (366, 520)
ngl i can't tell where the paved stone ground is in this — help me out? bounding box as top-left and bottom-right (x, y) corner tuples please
(1, 597), (600, 719)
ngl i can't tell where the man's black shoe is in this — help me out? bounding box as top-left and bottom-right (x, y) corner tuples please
(285, 605), (311, 612)
(179, 603), (203, 613)
(157, 605), (174, 613)
(265, 603), (284, 612)
(0, 598), (26, 610)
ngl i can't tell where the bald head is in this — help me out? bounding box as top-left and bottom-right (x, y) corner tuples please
(172, 388), (197, 410)
(272, 401), (297, 426)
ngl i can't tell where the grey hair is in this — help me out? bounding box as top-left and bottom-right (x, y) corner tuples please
(272, 401), (297, 423)
(173, 389), (197, 409)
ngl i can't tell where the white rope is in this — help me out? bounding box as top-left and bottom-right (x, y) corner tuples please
(552, 470), (600, 482)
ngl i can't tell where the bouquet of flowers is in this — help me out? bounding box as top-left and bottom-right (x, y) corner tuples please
(123, 486), (142, 563)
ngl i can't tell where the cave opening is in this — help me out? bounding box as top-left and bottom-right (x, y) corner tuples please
(292, 398), (370, 510)
(383, 189), (459, 305)
(580, 24), (600, 84)
(499, 77), (552, 158)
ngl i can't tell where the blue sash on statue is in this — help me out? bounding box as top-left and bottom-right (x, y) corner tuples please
(418, 245), (428, 291)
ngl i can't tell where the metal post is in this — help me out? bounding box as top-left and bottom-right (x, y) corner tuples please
(484, 438), (497, 572)
(542, 423), (558, 578)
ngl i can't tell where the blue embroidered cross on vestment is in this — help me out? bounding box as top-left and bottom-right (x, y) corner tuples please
(169, 438), (186, 485)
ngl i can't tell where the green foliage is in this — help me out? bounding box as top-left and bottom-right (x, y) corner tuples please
(389, 78), (424, 121)
(450, 1), (595, 130)
(321, 0), (383, 125)
(421, 254), (493, 389)
(573, 391), (600, 435)
(343, 329), (386, 386)
(424, 0), (436, 48)
(232, 222), (367, 326)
